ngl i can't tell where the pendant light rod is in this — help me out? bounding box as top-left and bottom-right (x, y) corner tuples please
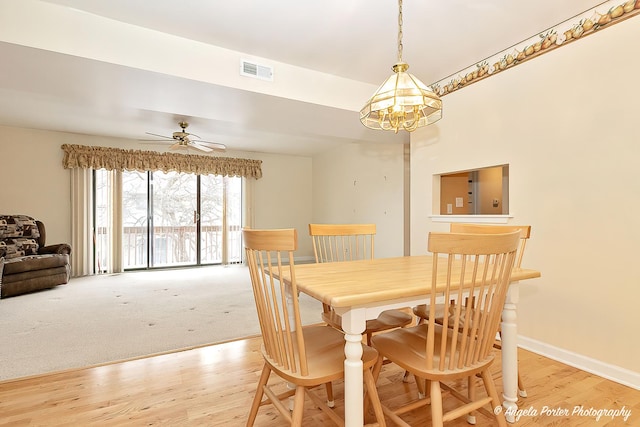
(397, 0), (404, 63)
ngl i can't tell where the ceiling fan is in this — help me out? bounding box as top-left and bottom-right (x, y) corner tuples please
(141, 121), (226, 153)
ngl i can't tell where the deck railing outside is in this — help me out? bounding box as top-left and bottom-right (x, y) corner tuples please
(95, 225), (243, 271)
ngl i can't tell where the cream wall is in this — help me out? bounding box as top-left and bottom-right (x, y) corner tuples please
(0, 126), (315, 258)
(410, 17), (640, 382)
(311, 141), (406, 258)
(247, 151), (313, 257)
(0, 126), (78, 244)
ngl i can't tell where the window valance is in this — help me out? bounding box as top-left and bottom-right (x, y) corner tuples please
(61, 144), (262, 179)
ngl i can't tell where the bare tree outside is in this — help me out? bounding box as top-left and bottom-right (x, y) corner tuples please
(151, 171), (197, 266)
(122, 171), (148, 268)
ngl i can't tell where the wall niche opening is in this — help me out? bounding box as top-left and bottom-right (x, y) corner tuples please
(439, 165), (509, 215)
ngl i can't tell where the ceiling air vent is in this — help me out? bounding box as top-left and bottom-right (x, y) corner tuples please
(240, 59), (273, 81)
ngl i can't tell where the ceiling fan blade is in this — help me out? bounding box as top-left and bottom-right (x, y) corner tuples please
(169, 142), (183, 150)
(145, 132), (173, 140)
(191, 140), (226, 151)
(189, 142), (214, 153)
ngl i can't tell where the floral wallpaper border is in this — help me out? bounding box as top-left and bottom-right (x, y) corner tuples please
(430, 0), (640, 96)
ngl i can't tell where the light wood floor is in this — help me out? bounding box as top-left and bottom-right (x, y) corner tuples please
(1, 336), (638, 426)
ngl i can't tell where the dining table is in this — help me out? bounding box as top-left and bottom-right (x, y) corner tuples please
(280, 254), (541, 426)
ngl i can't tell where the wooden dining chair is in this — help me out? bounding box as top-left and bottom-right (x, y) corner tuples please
(243, 228), (386, 426)
(309, 223), (413, 346)
(412, 223), (531, 397)
(371, 231), (521, 427)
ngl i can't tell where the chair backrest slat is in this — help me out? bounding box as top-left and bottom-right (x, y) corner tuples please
(309, 223), (375, 263)
(243, 228), (308, 376)
(426, 231), (520, 372)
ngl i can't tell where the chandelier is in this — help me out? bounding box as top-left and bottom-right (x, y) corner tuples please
(360, 0), (442, 133)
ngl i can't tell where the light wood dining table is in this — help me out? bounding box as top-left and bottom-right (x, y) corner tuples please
(280, 255), (541, 426)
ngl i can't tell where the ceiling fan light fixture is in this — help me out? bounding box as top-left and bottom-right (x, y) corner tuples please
(360, 0), (442, 133)
(141, 121), (226, 153)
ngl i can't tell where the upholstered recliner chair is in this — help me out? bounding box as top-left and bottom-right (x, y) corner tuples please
(0, 214), (71, 298)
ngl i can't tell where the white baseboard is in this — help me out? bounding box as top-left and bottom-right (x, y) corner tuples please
(518, 335), (640, 390)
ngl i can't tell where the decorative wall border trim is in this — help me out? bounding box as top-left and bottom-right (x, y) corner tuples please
(431, 0), (640, 96)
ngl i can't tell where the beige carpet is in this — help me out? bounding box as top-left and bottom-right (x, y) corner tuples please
(0, 265), (321, 381)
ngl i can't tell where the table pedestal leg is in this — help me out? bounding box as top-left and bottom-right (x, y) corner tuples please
(340, 308), (366, 427)
(501, 282), (520, 423)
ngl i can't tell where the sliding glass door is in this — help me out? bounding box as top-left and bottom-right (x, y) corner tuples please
(94, 169), (242, 272)
(200, 174), (223, 264)
(151, 171), (198, 267)
(200, 175), (243, 264)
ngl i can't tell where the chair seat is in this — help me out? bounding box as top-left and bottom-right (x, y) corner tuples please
(371, 324), (494, 381)
(322, 309), (413, 334)
(413, 303), (448, 321)
(414, 302), (475, 327)
(263, 324), (379, 386)
(367, 309), (414, 332)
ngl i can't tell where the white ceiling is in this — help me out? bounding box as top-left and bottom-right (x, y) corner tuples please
(0, 0), (603, 156)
